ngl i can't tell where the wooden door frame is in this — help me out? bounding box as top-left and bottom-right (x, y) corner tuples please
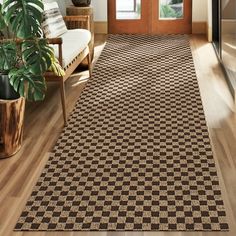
(108, 0), (151, 34)
(108, 0), (192, 34)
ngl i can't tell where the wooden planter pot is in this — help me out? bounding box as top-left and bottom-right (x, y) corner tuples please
(0, 97), (25, 158)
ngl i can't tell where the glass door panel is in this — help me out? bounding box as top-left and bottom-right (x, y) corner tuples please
(221, 0), (236, 83)
(108, 0), (150, 34)
(116, 0), (141, 20)
(151, 0), (192, 34)
(159, 0), (184, 19)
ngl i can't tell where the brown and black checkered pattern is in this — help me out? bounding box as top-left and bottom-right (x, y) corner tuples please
(15, 35), (229, 231)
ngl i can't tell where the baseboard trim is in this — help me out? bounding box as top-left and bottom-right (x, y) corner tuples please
(192, 22), (207, 35)
(94, 22), (108, 34)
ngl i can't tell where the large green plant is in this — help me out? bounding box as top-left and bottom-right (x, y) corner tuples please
(0, 0), (64, 101)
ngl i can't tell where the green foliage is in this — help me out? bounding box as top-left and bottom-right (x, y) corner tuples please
(0, 0), (64, 101)
(170, 0), (183, 4)
(136, 3), (141, 15)
(0, 4), (6, 30)
(160, 5), (176, 18)
(49, 55), (66, 77)
(22, 39), (54, 75)
(160, 4), (183, 19)
(3, 0), (44, 38)
(9, 67), (46, 101)
(0, 42), (17, 71)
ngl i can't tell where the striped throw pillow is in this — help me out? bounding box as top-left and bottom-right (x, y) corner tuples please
(42, 2), (68, 38)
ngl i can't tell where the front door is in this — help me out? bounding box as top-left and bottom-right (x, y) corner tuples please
(108, 0), (192, 34)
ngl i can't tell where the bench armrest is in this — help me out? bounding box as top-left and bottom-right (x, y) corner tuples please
(47, 37), (63, 45)
(47, 37), (63, 66)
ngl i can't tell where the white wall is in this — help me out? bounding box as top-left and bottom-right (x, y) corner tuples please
(207, 0), (212, 26)
(192, 0), (208, 22)
(91, 0), (107, 21)
(46, 0), (107, 21)
(207, 0), (212, 41)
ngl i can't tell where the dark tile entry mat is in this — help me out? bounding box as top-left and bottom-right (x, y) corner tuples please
(15, 35), (229, 231)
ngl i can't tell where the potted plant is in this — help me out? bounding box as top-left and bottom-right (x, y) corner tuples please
(0, 0), (64, 158)
(72, 0), (91, 7)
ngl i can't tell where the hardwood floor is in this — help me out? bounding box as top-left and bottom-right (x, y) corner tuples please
(0, 34), (236, 236)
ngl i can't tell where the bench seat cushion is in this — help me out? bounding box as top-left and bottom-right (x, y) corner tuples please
(51, 29), (91, 68)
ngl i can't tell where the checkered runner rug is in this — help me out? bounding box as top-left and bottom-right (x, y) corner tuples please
(15, 35), (229, 231)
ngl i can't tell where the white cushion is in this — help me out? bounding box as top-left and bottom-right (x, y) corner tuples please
(51, 29), (91, 68)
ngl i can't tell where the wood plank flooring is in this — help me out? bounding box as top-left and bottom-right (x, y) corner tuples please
(0, 34), (236, 236)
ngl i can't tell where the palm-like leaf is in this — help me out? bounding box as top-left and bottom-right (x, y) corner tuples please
(0, 4), (7, 30)
(0, 42), (17, 71)
(9, 67), (46, 101)
(0, 0), (64, 101)
(2, 0), (44, 38)
(49, 53), (65, 77)
(22, 39), (53, 75)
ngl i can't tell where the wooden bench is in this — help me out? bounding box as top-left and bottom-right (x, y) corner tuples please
(46, 15), (92, 126)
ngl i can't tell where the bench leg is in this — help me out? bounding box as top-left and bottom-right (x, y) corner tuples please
(60, 80), (67, 126)
(87, 52), (92, 78)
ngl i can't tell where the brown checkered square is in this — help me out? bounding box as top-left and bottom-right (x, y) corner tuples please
(15, 35), (229, 231)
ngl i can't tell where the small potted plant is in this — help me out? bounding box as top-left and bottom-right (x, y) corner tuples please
(0, 0), (64, 158)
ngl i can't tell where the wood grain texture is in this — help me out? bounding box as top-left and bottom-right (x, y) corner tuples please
(94, 22), (108, 34)
(192, 22), (207, 35)
(0, 34), (236, 235)
(0, 98), (25, 159)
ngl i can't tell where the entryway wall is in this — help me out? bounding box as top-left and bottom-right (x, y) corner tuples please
(207, 0), (213, 41)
